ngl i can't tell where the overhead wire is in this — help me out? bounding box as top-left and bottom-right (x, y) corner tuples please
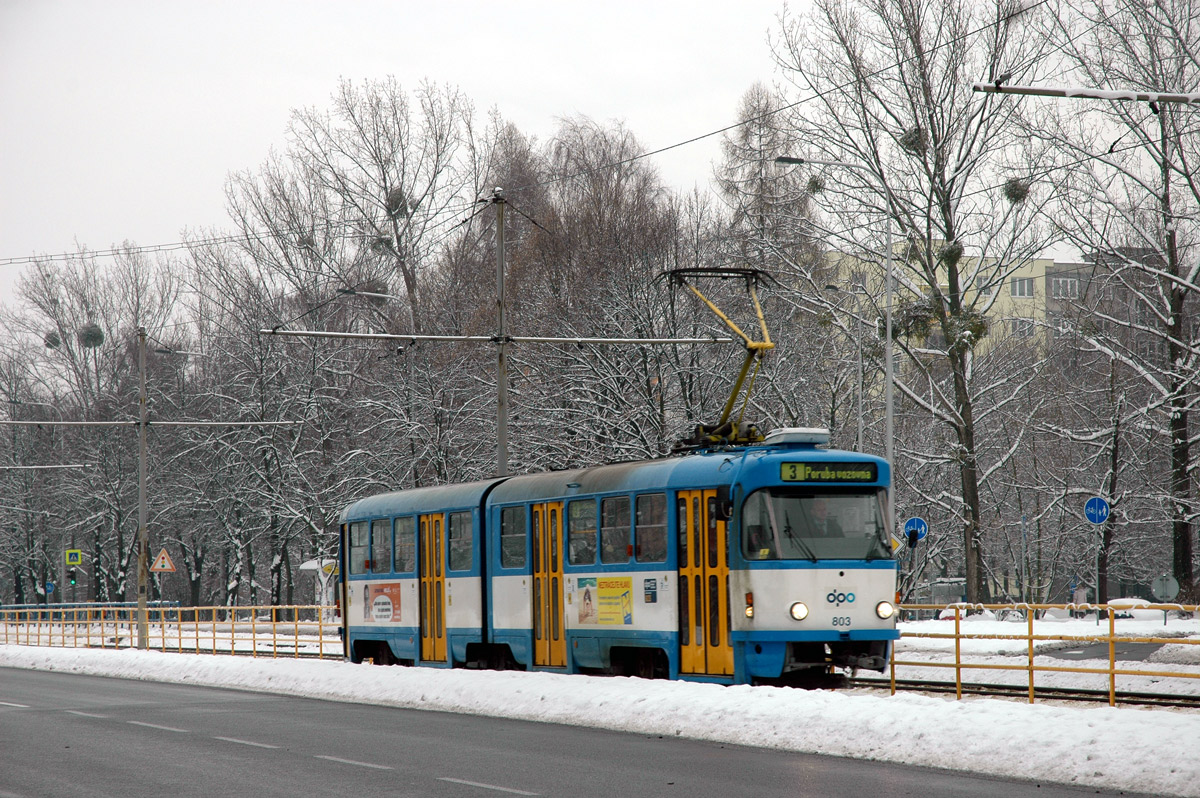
(2, 0), (1141, 275)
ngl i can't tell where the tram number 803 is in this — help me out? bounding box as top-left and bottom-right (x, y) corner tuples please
(832, 616), (853, 627)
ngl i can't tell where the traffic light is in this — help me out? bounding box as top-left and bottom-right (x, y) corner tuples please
(67, 568), (77, 586)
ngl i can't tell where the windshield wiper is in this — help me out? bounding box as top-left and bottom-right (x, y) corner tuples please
(783, 510), (818, 562)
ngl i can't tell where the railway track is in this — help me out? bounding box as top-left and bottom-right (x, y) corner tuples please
(849, 677), (1200, 709)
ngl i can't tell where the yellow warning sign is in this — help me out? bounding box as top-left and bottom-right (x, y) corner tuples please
(150, 548), (176, 573)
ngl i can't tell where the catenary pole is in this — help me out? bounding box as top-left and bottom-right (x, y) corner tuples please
(495, 189), (509, 476)
(137, 326), (149, 648)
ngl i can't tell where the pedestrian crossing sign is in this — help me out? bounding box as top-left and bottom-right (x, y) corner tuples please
(65, 549), (83, 566)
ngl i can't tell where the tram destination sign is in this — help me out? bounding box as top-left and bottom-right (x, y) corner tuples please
(781, 462), (878, 483)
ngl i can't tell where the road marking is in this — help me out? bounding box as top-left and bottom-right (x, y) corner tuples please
(214, 736), (280, 749)
(128, 721), (188, 733)
(315, 755), (393, 770)
(0, 701), (30, 708)
(438, 777), (540, 795)
(65, 710), (108, 718)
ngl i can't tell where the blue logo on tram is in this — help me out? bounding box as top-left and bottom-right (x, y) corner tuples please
(826, 591), (855, 606)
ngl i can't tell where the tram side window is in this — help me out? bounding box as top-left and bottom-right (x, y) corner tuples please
(448, 511), (473, 571)
(348, 522), (369, 575)
(567, 499), (597, 565)
(394, 516), (416, 572)
(600, 496), (630, 563)
(370, 519), (391, 572)
(635, 493), (667, 562)
(500, 507), (526, 568)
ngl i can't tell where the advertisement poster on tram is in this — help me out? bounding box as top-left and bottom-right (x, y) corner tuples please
(576, 577), (633, 625)
(365, 583), (404, 622)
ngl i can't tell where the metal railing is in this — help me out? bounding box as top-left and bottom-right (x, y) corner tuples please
(892, 602), (1200, 706)
(4, 601), (1198, 707)
(0, 604), (340, 659)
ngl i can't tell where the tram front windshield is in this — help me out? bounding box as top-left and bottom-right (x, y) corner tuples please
(741, 488), (891, 560)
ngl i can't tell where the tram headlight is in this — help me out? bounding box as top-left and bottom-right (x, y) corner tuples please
(789, 602), (809, 621)
(875, 600), (896, 619)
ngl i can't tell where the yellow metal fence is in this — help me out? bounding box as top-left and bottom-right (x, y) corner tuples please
(893, 602), (1200, 706)
(0, 604), (340, 659)
(4, 602), (1198, 707)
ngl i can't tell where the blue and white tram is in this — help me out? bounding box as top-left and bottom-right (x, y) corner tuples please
(337, 427), (898, 683)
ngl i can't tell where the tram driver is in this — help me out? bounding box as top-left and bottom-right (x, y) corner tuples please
(808, 497), (843, 537)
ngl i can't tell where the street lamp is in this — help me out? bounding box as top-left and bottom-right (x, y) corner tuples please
(776, 155), (896, 535)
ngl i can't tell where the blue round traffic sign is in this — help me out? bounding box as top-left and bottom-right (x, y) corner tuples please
(903, 517), (928, 540)
(1084, 496), (1110, 525)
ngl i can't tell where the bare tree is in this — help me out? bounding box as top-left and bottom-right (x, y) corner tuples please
(771, 0), (1056, 601)
(1034, 0), (1200, 599)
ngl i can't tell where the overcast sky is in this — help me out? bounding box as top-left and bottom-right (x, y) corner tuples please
(0, 0), (795, 304)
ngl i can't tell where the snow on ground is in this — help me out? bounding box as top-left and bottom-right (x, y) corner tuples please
(4, 624), (1200, 798)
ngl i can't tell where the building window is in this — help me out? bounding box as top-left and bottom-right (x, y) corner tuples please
(1051, 276), (1079, 299)
(1010, 277), (1034, 298)
(1009, 318), (1035, 339)
(975, 276), (993, 297)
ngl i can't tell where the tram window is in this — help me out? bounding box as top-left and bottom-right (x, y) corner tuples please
(348, 522), (369, 575)
(677, 497), (688, 564)
(448, 511), (472, 571)
(636, 493), (667, 562)
(600, 496), (630, 563)
(500, 507), (526, 568)
(394, 516), (415, 572)
(567, 499), (597, 565)
(370, 519), (391, 572)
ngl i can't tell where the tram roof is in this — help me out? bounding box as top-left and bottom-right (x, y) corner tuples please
(340, 477), (507, 522)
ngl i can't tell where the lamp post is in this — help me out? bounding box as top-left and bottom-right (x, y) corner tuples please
(776, 156), (895, 534)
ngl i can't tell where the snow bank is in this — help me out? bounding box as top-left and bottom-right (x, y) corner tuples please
(2, 645), (1197, 797)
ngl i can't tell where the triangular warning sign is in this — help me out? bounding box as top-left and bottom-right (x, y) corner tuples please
(150, 548), (176, 573)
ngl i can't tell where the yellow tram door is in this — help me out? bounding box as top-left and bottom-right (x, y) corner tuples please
(419, 512), (447, 662)
(677, 489), (733, 676)
(531, 502), (566, 668)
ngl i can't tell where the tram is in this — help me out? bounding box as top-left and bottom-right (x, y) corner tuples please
(337, 427), (898, 684)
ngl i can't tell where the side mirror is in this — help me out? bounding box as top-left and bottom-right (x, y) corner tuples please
(714, 485), (733, 521)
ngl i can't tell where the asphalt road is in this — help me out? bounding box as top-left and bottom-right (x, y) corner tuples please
(0, 667), (1158, 798)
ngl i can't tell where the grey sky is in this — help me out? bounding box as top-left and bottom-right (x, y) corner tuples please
(0, 0), (793, 304)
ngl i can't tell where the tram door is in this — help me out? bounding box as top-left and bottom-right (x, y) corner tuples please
(419, 512), (447, 662)
(678, 490), (733, 676)
(531, 502), (566, 667)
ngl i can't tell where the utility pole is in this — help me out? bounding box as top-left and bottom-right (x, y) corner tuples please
(494, 189), (509, 476)
(137, 326), (149, 649)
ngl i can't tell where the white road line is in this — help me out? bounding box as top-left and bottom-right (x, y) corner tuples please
(65, 710), (108, 718)
(213, 736), (280, 749)
(128, 721), (188, 733)
(0, 701), (30, 708)
(438, 777), (540, 795)
(314, 755), (393, 770)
